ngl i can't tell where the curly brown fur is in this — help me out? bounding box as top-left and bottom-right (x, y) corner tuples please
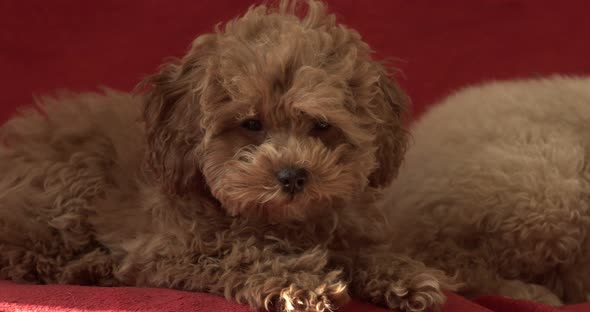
(0, 1), (457, 311)
(383, 76), (590, 306)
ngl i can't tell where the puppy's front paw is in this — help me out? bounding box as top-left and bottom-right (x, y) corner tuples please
(271, 282), (349, 312)
(356, 268), (455, 312)
(496, 280), (563, 306)
(381, 272), (447, 312)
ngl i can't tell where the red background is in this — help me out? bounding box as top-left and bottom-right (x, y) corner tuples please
(1, 1), (590, 312)
(2, 0), (590, 121)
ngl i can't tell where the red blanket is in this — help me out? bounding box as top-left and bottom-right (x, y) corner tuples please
(1, 280), (587, 312)
(1, 0), (590, 311)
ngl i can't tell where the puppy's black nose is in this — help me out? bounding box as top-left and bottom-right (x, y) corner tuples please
(277, 168), (307, 194)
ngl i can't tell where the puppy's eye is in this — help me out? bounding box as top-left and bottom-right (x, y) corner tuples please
(313, 121), (331, 131)
(241, 119), (263, 131)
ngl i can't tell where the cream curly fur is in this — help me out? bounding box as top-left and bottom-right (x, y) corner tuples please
(0, 1), (457, 311)
(383, 76), (590, 306)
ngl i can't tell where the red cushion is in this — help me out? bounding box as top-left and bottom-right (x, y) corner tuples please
(1, 1), (590, 311)
(1, 280), (588, 312)
(0, 281), (487, 312)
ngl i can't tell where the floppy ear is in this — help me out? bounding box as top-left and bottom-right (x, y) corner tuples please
(368, 71), (410, 189)
(140, 35), (217, 196)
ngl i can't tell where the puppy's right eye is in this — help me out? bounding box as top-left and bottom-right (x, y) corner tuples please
(241, 119), (263, 131)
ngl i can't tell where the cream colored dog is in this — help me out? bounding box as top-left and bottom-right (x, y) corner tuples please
(383, 76), (590, 305)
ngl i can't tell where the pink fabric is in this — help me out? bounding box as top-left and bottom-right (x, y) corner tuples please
(0, 280), (493, 312)
(2, 280), (587, 312)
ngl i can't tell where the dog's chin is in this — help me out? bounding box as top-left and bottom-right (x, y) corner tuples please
(217, 190), (335, 223)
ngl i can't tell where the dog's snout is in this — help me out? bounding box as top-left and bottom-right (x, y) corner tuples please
(276, 167), (307, 194)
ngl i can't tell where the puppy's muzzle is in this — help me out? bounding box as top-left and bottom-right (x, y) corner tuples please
(276, 167), (307, 195)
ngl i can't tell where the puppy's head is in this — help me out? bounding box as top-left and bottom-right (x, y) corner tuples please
(142, 0), (408, 222)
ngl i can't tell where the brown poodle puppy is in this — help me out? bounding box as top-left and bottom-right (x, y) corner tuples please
(0, 1), (455, 311)
(383, 76), (590, 306)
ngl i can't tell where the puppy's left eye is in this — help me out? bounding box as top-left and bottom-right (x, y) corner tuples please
(313, 121), (331, 131)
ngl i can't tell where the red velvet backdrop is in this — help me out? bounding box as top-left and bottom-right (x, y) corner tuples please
(2, 0), (590, 122)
